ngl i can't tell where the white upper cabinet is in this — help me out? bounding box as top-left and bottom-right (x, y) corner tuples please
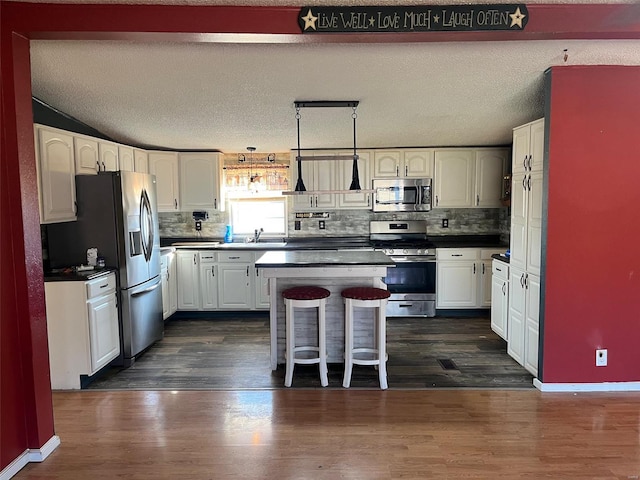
(337, 150), (372, 209)
(179, 152), (221, 211)
(149, 151), (180, 212)
(434, 148), (507, 208)
(373, 149), (433, 178)
(118, 145), (135, 172)
(475, 148), (508, 207)
(98, 141), (119, 171)
(73, 135), (100, 175)
(134, 149), (149, 173)
(434, 149), (474, 208)
(290, 152), (337, 210)
(35, 125), (77, 223)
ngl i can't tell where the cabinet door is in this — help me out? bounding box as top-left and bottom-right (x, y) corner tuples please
(475, 149), (506, 207)
(179, 153), (220, 211)
(149, 151), (180, 212)
(526, 170), (544, 276)
(524, 273), (540, 376)
(99, 141), (119, 171)
(490, 274), (508, 340)
(217, 264), (251, 309)
(161, 257), (170, 320)
(480, 260), (494, 307)
(434, 150), (474, 208)
(254, 263), (270, 310)
(511, 124), (531, 177)
(291, 155), (314, 210)
(73, 136), (100, 175)
(403, 149), (434, 178)
(87, 293), (120, 373)
(37, 127), (77, 223)
(168, 254), (178, 316)
(528, 119), (545, 173)
(436, 260), (477, 308)
(373, 150), (401, 177)
(313, 159), (336, 209)
(118, 145), (135, 172)
(337, 150), (371, 209)
(134, 149), (149, 173)
(509, 173), (528, 271)
(200, 263), (218, 310)
(176, 251), (200, 309)
(507, 266), (526, 366)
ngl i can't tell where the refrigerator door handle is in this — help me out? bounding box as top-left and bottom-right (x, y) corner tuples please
(140, 189), (154, 262)
(131, 282), (160, 297)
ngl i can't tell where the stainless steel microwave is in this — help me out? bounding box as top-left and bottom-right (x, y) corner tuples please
(372, 178), (432, 212)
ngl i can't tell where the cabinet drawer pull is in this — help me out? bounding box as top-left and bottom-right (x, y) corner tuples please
(496, 267), (502, 272)
(99, 283), (109, 289)
(502, 283), (506, 295)
(473, 263), (476, 274)
(476, 194), (479, 206)
(396, 165), (399, 177)
(96, 161), (100, 172)
(102, 161), (106, 171)
(214, 198), (217, 210)
(229, 256), (240, 259)
(246, 266), (249, 276)
(174, 199), (178, 209)
(451, 254), (463, 257)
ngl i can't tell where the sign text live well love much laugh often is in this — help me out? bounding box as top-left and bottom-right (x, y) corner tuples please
(298, 5), (528, 33)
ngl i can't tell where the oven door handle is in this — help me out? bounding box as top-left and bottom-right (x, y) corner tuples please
(391, 256), (436, 263)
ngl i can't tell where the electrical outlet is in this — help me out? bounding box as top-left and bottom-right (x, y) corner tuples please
(442, 219), (449, 228)
(596, 349), (608, 367)
(195, 220), (202, 231)
(294, 220), (301, 230)
(319, 220), (325, 230)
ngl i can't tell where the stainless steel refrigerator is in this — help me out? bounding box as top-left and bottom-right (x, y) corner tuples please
(46, 171), (163, 367)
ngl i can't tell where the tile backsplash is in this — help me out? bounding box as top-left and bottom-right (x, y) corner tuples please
(159, 206), (509, 240)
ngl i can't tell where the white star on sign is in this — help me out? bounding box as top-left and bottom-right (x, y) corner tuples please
(302, 9), (318, 31)
(509, 7), (526, 28)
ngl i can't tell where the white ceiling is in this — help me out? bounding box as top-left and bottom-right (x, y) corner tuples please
(27, 0), (640, 153)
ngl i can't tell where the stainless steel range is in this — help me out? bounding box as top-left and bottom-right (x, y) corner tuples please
(370, 220), (436, 317)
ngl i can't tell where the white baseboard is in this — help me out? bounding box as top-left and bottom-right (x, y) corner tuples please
(0, 435), (60, 480)
(534, 379), (640, 392)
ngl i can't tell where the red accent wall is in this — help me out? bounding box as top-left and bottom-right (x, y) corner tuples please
(1, 1), (640, 474)
(542, 66), (640, 383)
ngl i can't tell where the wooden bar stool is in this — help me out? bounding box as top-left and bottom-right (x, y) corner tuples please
(341, 286), (391, 390)
(282, 286), (331, 387)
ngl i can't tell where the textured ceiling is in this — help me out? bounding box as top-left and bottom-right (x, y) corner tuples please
(27, 1), (640, 153)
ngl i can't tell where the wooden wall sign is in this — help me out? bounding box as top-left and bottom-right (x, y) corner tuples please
(299, 5), (528, 33)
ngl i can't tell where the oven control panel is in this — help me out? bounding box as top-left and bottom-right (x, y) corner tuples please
(379, 248), (435, 257)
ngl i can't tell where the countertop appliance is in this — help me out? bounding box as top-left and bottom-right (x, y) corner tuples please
(372, 178), (432, 212)
(370, 220), (436, 317)
(46, 171), (163, 367)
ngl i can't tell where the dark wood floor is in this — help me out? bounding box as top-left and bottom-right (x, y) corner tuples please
(86, 314), (534, 390)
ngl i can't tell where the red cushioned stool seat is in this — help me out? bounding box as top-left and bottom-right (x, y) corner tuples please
(282, 286), (330, 301)
(341, 287), (390, 301)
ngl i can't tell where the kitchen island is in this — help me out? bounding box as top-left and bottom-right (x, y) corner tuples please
(255, 250), (394, 370)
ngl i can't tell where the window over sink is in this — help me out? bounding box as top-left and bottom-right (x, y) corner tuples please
(229, 198), (287, 236)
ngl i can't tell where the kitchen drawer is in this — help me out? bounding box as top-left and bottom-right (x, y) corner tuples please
(218, 251), (253, 263)
(86, 272), (116, 299)
(199, 251), (217, 263)
(436, 248), (479, 261)
(492, 259), (509, 281)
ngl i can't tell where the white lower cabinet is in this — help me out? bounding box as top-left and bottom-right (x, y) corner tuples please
(508, 266), (539, 376)
(200, 255), (218, 310)
(45, 272), (120, 389)
(436, 248), (502, 309)
(176, 250), (202, 309)
(254, 252), (270, 310)
(161, 252), (178, 320)
(217, 251), (252, 309)
(490, 259), (509, 340)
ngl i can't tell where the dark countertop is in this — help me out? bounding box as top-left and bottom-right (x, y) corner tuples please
(44, 267), (117, 282)
(162, 235), (505, 251)
(255, 250), (395, 268)
(491, 253), (510, 264)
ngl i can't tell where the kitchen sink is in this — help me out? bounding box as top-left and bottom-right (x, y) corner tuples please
(171, 241), (287, 249)
(171, 242), (221, 247)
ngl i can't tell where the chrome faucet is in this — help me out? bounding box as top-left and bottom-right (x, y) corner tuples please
(254, 228), (264, 243)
